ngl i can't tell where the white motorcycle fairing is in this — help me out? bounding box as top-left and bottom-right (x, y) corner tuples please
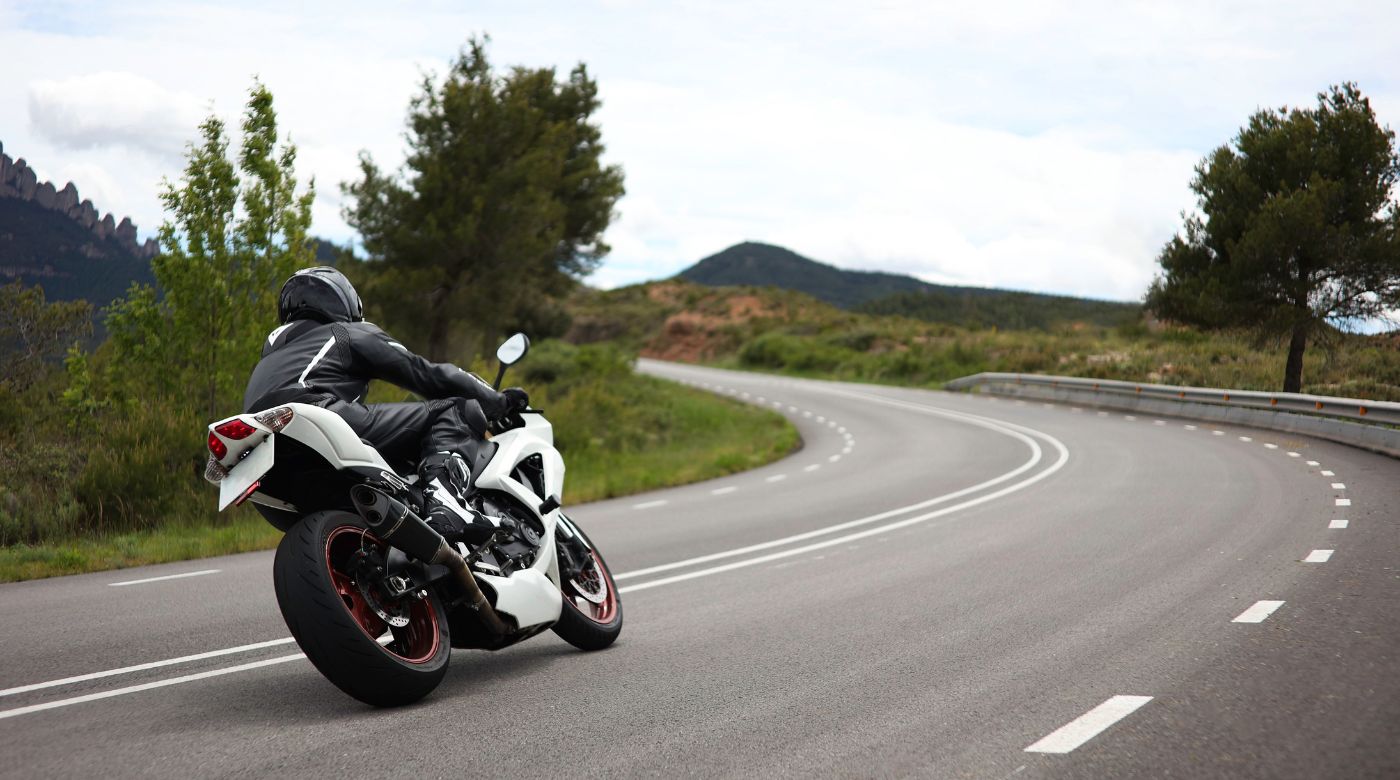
(205, 402), (566, 632)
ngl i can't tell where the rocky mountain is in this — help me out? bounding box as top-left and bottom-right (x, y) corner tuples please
(0, 141), (157, 305)
(677, 241), (1140, 329)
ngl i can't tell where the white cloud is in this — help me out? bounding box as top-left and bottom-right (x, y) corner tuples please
(28, 71), (206, 160)
(2, 0), (1398, 302)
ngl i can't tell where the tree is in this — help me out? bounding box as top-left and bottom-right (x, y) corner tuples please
(1147, 83), (1400, 392)
(344, 37), (625, 361)
(106, 82), (314, 417)
(0, 281), (91, 393)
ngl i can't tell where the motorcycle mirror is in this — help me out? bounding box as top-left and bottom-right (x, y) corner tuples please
(493, 333), (530, 389)
(496, 333), (530, 366)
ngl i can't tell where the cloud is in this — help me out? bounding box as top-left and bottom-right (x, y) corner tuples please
(28, 71), (206, 160)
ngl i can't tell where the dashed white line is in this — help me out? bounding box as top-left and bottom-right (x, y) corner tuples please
(1331, 483), (1346, 490)
(1024, 695), (1154, 754)
(108, 569), (221, 587)
(1336, 498), (1351, 507)
(1212, 430), (1225, 436)
(633, 499), (668, 510)
(1329, 519), (1349, 529)
(765, 474), (788, 483)
(1321, 470), (1335, 476)
(710, 486), (738, 496)
(1238, 436), (1253, 442)
(1124, 415), (1137, 421)
(1264, 443), (1278, 449)
(838, 426), (847, 433)
(828, 455), (841, 463)
(787, 405), (798, 412)
(842, 447), (853, 455)
(1233, 600), (1285, 623)
(803, 464), (821, 473)
(1185, 425), (1197, 430)
(1153, 420), (1166, 426)
(1303, 549), (1334, 563)
(1287, 452), (1301, 458)
(1071, 408), (1083, 413)
(816, 416), (825, 422)
(1097, 411), (1109, 417)
(1306, 460), (1319, 466)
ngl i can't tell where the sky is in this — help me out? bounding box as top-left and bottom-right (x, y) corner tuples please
(2, 0), (1398, 302)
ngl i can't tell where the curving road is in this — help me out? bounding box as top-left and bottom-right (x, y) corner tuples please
(2, 360), (1397, 778)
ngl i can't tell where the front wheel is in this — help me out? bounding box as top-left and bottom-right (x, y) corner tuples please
(552, 519), (623, 651)
(273, 511), (451, 707)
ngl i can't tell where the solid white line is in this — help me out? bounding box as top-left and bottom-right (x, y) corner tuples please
(1024, 695), (1153, 754)
(633, 499), (668, 510)
(1336, 498), (1351, 507)
(1233, 600), (1285, 623)
(0, 638), (298, 698)
(108, 569), (221, 587)
(616, 391), (1062, 583)
(1304, 549), (1334, 563)
(1331, 483), (1346, 490)
(803, 464), (821, 473)
(1321, 470), (1335, 476)
(0, 655), (305, 721)
(710, 486), (738, 496)
(1329, 519), (1348, 529)
(765, 474), (787, 483)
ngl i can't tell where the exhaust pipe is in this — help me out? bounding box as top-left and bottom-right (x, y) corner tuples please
(349, 484), (509, 637)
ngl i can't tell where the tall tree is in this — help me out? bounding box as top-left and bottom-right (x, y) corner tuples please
(0, 281), (92, 393)
(343, 37), (625, 361)
(106, 82), (314, 417)
(1147, 83), (1400, 392)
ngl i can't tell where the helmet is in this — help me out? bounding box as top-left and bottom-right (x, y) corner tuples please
(277, 267), (363, 324)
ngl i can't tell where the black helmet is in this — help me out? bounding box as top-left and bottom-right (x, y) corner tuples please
(278, 267), (363, 324)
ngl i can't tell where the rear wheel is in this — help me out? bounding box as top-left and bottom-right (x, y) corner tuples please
(552, 520), (623, 651)
(273, 511), (450, 706)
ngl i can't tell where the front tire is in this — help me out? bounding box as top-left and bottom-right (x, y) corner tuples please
(273, 511), (450, 707)
(552, 520), (623, 651)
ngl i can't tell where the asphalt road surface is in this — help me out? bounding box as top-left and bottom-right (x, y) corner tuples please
(2, 360), (1397, 778)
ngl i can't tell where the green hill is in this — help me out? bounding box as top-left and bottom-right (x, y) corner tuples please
(678, 241), (1140, 329)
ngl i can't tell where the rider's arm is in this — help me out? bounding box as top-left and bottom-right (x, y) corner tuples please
(344, 322), (509, 416)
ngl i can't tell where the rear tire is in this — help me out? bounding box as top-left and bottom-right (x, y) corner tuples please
(552, 521), (623, 651)
(273, 511), (450, 707)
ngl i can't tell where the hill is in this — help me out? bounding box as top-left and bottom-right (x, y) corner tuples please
(678, 241), (1140, 329)
(0, 142), (157, 305)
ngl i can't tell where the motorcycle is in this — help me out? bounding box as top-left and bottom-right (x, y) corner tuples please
(202, 333), (621, 706)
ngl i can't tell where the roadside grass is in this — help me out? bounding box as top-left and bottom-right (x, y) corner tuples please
(0, 342), (799, 582)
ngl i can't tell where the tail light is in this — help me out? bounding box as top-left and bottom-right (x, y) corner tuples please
(254, 406), (294, 432)
(215, 419), (257, 440)
(207, 432), (227, 459)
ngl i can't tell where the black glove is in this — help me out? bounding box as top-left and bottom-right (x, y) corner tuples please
(501, 387), (530, 413)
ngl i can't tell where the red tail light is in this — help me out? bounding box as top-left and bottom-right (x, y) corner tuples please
(215, 419), (257, 440)
(207, 432), (227, 459)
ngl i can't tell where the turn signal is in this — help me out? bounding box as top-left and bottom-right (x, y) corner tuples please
(254, 406), (295, 433)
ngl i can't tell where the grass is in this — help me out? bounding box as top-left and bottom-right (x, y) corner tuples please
(0, 341), (798, 583)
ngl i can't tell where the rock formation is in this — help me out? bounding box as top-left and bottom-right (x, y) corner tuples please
(0, 140), (160, 260)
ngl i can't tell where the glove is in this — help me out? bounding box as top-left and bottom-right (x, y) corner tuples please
(501, 387), (530, 413)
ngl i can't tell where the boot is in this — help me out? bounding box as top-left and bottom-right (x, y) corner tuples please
(418, 452), (513, 544)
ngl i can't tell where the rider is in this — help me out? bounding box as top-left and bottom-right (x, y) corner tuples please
(242, 266), (527, 542)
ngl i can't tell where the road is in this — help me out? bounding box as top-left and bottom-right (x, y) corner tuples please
(2, 360), (1397, 778)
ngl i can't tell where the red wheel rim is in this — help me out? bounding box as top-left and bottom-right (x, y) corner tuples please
(325, 526), (441, 664)
(569, 549), (619, 625)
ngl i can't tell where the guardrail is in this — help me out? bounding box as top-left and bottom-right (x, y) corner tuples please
(945, 372), (1400, 458)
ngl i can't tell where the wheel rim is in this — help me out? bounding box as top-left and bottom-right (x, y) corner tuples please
(325, 525), (441, 664)
(567, 549), (619, 625)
